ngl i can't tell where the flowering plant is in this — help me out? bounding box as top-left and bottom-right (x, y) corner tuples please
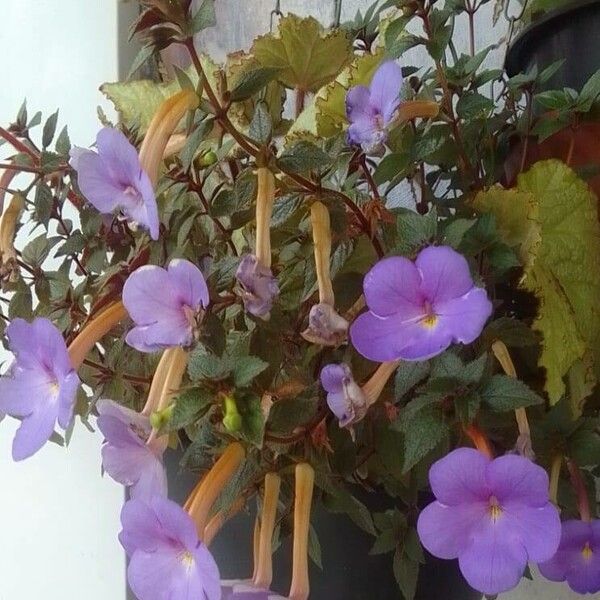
(2, 0), (600, 598)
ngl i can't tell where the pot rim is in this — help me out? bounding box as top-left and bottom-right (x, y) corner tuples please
(505, 0), (600, 76)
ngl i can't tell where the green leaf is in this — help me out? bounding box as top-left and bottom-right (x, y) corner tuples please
(393, 550), (419, 600)
(167, 388), (213, 432)
(34, 182), (54, 226)
(370, 528), (397, 555)
(395, 394), (448, 472)
(8, 284), (33, 320)
(230, 67), (281, 102)
(479, 318), (540, 349)
(456, 92), (494, 120)
(277, 141), (330, 174)
(189, 0), (216, 34)
(394, 361), (430, 400)
(21, 234), (60, 266)
(308, 525), (323, 569)
(55, 232), (87, 257)
(252, 15), (352, 92)
(442, 218), (476, 248)
(188, 350), (231, 381)
(55, 126), (71, 156)
(480, 374), (544, 411)
(248, 101), (272, 145)
(268, 390), (318, 433)
(127, 44), (155, 79)
(180, 118), (213, 171)
(578, 68), (600, 111)
(236, 392), (265, 447)
(395, 207), (437, 255)
(232, 356), (269, 387)
(42, 110), (59, 148)
(568, 426), (600, 467)
(517, 161), (600, 404)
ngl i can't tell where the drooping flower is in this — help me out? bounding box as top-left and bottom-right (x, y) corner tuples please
(70, 127), (159, 240)
(301, 303), (349, 346)
(119, 496), (221, 600)
(345, 61), (403, 154)
(417, 448), (561, 596)
(350, 245), (493, 362)
(123, 259), (209, 353)
(320, 363), (368, 428)
(221, 581), (286, 599)
(539, 519), (600, 594)
(235, 254), (279, 318)
(0, 318), (80, 461)
(96, 399), (167, 500)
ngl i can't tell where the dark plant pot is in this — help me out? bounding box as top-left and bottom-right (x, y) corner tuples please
(505, 0), (600, 91)
(161, 450), (481, 600)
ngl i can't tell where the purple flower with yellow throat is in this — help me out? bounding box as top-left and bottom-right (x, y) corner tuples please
(539, 519), (600, 594)
(350, 245), (492, 362)
(0, 318), (80, 461)
(120, 496), (221, 600)
(235, 254), (279, 318)
(417, 448), (561, 595)
(345, 61), (403, 154)
(70, 127), (159, 240)
(123, 259), (209, 353)
(96, 399), (167, 500)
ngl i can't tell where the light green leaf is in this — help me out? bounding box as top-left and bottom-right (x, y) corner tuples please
(517, 161), (600, 404)
(252, 15), (352, 93)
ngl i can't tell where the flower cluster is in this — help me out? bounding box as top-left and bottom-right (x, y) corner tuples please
(2, 4), (600, 600)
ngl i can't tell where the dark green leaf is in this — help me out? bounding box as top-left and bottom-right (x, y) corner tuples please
(189, 0), (216, 34)
(55, 126), (71, 156)
(395, 207), (437, 255)
(127, 44), (155, 79)
(55, 232), (87, 257)
(393, 550), (419, 600)
(188, 350), (231, 381)
(480, 374), (544, 411)
(42, 110), (59, 148)
(180, 118), (213, 171)
(456, 92), (494, 120)
(232, 356), (269, 387)
(168, 388), (213, 432)
(230, 67), (281, 102)
(248, 101), (272, 145)
(34, 183), (54, 226)
(277, 141), (331, 174)
(394, 361), (430, 399)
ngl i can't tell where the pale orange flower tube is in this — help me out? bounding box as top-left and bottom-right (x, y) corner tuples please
(186, 442), (246, 538)
(139, 89), (199, 185)
(67, 302), (128, 369)
(255, 167), (276, 269)
(253, 473), (282, 589)
(288, 463), (315, 600)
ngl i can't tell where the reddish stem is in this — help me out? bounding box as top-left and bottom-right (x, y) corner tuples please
(567, 459), (591, 522)
(464, 424), (494, 459)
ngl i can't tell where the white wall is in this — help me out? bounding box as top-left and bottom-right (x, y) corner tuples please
(0, 2), (126, 599)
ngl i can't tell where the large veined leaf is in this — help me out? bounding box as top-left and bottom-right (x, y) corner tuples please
(472, 186), (541, 268)
(286, 50), (385, 142)
(101, 55), (218, 133)
(252, 15), (352, 93)
(474, 161), (600, 407)
(517, 161), (600, 404)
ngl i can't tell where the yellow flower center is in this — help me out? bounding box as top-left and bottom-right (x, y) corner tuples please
(49, 381), (60, 396)
(489, 496), (502, 522)
(181, 551), (195, 569)
(582, 542), (593, 561)
(421, 314), (438, 329)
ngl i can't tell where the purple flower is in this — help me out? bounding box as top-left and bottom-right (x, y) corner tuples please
(123, 259), (209, 353)
(539, 519), (600, 594)
(320, 363), (367, 428)
(235, 254), (279, 318)
(417, 448), (561, 595)
(70, 127), (159, 240)
(120, 496), (221, 600)
(301, 303), (349, 346)
(345, 61), (403, 153)
(96, 399), (167, 499)
(221, 581), (286, 599)
(350, 246), (492, 362)
(0, 318), (80, 461)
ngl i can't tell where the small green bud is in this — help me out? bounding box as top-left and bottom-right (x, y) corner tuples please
(197, 150), (218, 167)
(150, 404), (174, 430)
(222, 394), (242, 432)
